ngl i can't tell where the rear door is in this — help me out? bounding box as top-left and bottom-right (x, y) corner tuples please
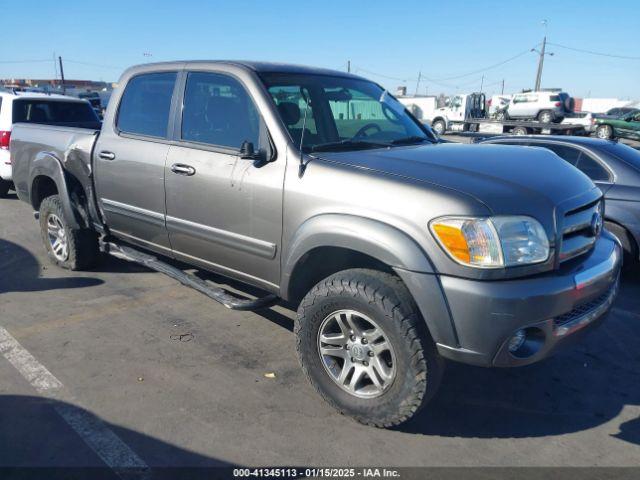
(94, 71), (178, 252)
(164, 70), (284, 288)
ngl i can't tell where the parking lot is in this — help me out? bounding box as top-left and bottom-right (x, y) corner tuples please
(1, 189), (639, 471)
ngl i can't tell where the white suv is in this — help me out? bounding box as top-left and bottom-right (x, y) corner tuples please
(498, 91), (574, 123)
(0, 90), (101, 197)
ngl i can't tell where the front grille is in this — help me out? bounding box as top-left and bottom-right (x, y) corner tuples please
(554, 281), (616, 326)
(559, 199), (601, 263)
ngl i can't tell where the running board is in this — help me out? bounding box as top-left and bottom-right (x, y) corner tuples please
(99, 240), (278, 311)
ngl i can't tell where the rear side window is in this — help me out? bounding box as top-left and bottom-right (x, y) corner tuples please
(575, 154), (610, 182)
(117, 72), (177, 138)
(541, 144), (610, 181)
(12, 100), (98, 123)
(181, 72), (260, 149)
(541, 144), (582, 165)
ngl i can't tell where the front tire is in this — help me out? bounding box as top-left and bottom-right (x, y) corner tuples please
(295, 269), (443, 427)
(39, 195), (99, 271)
(432, 119), (446, 136)
(596, 124), (613, 140)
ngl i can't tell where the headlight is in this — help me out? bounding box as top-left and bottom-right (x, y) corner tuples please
(430, 216), (549, 268)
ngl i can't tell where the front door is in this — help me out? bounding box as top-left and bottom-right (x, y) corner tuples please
(94, 71), (178, 252)
(164, 71), (284, 288)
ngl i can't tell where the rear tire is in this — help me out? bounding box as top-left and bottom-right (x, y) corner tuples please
(39, 195), (99, 271)
(538, 110), (554, 124)
(512, 126), (529, 136)
(295, 268), (443, 428)
(0, 180), (10, 198)
(596, 124), (613, 140)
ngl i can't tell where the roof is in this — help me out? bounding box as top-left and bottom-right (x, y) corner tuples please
(0, 91), (85, 102)
(126, 60), (366, 80)
(482, 135), (620, 149)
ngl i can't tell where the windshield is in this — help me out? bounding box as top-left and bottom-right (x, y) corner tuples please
(260, 73), (435, 152)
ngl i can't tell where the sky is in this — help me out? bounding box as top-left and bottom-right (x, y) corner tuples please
(3, 0), (639, 99)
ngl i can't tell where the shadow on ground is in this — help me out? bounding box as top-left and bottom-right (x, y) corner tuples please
(398, 276), (640, 440)
(0, 395), (233, 479)
(0, 239), (103, 294)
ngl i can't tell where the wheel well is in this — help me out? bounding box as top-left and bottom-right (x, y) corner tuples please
(287, 247), (394, 304)
(432, 117), (445, 125)
(605, 220), (638, 258)
(31, 175), (58, 210)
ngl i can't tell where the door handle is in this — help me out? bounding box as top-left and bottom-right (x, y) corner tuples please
(171, 163), (196, 176)
(98, 151), (116, 160)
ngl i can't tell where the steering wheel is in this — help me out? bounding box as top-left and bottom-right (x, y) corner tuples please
(353, 123), (382, 139)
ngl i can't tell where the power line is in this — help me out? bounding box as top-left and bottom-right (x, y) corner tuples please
(0, 59), (51, 64)
(547, 42), (640, 60)
(431, 47), (536, 81)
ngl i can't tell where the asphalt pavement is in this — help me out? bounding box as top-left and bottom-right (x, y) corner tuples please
(1, 191), (639, 472)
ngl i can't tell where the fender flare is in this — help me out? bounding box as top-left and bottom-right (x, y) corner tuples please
(281, 214), (434, 297)
(29, 152), (82, 229)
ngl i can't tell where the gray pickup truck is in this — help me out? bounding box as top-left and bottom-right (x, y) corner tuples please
(10, 61), (622, 427)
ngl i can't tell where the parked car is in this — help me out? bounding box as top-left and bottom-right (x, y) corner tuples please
(593, 110), (640, 141)
(10, 61), (621, 427)
(604, 107), (639, 118)
(479, 135), (640, 269)
(0, 90), (101, 197)
(562, 111), (595, 133)
(499, 91), (574, 123)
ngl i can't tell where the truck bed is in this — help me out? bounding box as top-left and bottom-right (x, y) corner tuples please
(11, 123), (99, 204)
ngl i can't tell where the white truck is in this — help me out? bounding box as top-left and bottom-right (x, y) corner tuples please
(426, 92), (586, 137)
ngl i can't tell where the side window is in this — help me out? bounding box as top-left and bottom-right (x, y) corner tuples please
(512, 95), (525, 104)
(117, 72), (177, 138)
(181, 72), (260, 149)
(541, 144), (582, 166)
(575, 153), (611, 182)
(267, 85), (318, 147)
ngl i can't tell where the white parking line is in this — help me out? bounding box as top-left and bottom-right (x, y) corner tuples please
(0, 326), (150, 480)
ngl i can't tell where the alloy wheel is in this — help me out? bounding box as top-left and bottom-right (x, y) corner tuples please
(317, 309), (397, 398)
(47, 214), (69, 261)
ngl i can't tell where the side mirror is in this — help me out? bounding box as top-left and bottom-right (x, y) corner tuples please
(240, 141), (260, 160)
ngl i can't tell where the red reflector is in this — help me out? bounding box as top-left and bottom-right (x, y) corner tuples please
(0, 130), (10, 150)
(555, 102), (561, 107)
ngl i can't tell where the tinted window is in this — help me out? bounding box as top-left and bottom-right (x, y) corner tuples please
(117, 72), (177, 138)
(541, 143), (610, 181)
(540, 144), (582, 165)
(575, 153), (610, 182)
(13, 100), (99, 124)
(181, 72), (259, 149)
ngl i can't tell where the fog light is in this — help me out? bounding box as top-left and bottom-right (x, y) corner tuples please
(508, 329), (526, 353)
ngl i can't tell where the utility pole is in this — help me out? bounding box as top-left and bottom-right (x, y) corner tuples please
(480, 74), (484, 93)
(415, 71), (421, 97)
(501, 79), (505, 94)
(58, 56), (66, 94)
(347, 60), (351, 73)
(534, 36), (546, 91)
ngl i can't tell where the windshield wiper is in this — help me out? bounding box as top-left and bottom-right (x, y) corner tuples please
(389, 135), (430, 145)
(310, 139), (390, 153)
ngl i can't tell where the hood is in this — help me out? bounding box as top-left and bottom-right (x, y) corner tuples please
(315, 143), (598, 216)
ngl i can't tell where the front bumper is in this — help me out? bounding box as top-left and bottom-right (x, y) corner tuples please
(405, 233), (621, 367)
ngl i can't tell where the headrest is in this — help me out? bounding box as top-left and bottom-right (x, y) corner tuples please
(277, 102), (300, 126)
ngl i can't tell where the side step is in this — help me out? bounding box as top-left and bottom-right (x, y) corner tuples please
(100, 240), (278, 311)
